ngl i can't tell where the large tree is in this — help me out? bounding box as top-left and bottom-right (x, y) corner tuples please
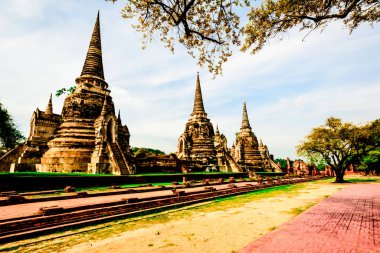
(0, 102), (25, 149)
(297, 117), (379, 183)
(108, 0), (379, 75)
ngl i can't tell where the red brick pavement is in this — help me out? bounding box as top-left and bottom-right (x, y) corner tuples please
(239, 184), (380, 253)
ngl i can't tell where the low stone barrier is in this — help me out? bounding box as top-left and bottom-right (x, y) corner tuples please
(0, 175), (327, 243)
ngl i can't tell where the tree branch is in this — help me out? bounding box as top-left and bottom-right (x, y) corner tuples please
(287, 0), (361, 23)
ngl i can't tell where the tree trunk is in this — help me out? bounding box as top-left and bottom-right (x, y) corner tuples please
(334, 169), (345, 183)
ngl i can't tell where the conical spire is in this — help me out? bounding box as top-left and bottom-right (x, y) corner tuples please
(117, 110), (122, 124)
(100, 96), (108, 116)
(80, 11), (105, 80)
(241, 101), (252, 130)
(192, 72), (206, 115)
(215, 124), (220, 135)
(45, 93), (53, 115)
(259, 138), (263, 147)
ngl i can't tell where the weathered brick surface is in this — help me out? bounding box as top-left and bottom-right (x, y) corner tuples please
(239, 184), (380, 253)
(0, 182), (260, 220)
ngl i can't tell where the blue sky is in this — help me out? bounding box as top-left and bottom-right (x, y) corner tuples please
(0, 0), (379, 159)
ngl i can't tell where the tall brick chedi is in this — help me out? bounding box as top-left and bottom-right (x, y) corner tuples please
(177, 74), (242, 172)
(0, 13), (133, 174)
(177, 74), (217, 163)
(231, 101), (265, 171)
(38, 13), (132, 174)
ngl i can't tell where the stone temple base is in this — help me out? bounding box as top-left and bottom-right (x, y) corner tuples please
(10, 163), (37, 172)
(88, 154), (112, 174)
(38, 147), (94, 173)
(87, 163), (111, 174)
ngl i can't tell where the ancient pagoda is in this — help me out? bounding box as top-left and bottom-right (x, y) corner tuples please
(0, 13), (133, 174)
(177, 74), (217, 166)
(231, 101), (264, 171)
(258, 138), (282, 172)
(0, 95), (62, 172)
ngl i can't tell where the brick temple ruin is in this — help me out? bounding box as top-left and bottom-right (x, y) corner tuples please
(230, 102), (281, 172)
(0, 13), (281, 175)
(176, 74), (281, 173)
(0, 13), (133, 174)
(177, 74), (241, 172)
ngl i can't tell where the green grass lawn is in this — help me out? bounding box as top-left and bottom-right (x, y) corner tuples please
(344, 175), (380, 183)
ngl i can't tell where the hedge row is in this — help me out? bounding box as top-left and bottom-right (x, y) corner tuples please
(0, 172), (285, 191)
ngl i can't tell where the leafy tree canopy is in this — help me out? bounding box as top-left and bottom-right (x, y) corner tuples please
(274, 158), (288, 169)
(297, 117), (380, 182)
(131, 147), (165, 158)
(359, 149), (380, 174)
(300, 152), (327, 170)
(0, 102), (25, 149)
(107, 0), (379, 75)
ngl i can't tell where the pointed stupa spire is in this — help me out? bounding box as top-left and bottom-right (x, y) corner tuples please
(259, 138), (263, 147)
(241, 100), (252, 130)
(80, 11), (105, 81)
(100, 96), (108, 116)
(215, 124), (220, 135)
(192, 72), (206, 115)
(45, 93), (53, 115)
(117, 110), (122, 124)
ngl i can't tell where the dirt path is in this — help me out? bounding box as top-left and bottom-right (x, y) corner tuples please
(64, 181), (346, 253)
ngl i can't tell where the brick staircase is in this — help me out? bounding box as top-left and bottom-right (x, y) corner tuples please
(109, 143), (129, 175)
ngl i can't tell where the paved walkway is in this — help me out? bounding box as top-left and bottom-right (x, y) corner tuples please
(239, 184), (380, 253)
(0, 182), (254, 220)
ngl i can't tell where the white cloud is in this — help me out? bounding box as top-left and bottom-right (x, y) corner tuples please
(0, 0), (48, 20)
(252, 82), (380, 159)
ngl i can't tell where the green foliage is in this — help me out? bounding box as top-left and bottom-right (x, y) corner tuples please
(316, 162), (326, 171)
(358, 149), (380, 174)
(288, 202), (316, 216)
(0, 102), (25, 149)
(297, 117), (380, 182)
(301, 153), (326, 171)
(131, 147), (165, 158)
(345, 176), (380, 183)
(56, 86), (76, 97)
(274, 158), (287, 169)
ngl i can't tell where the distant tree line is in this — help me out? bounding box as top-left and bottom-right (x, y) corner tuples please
(131, 147), (165, 158)
(274, 158), (288, 170)
(0, 102), (25, 150)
